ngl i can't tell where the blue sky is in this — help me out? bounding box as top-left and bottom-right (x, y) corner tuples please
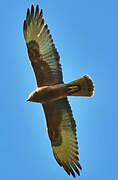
(0, 0), (118, 179)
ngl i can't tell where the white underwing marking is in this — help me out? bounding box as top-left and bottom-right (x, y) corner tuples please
(37, 24), (45, 38)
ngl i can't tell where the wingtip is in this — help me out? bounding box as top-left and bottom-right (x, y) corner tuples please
(40, 9), (43, 16)
(31, 4), (34, 16)
(26, 8), (30, 19)
(23, 20), (26, 29)
(36, 4), (39, 11)
(26, 4), (41, 19)
(35, 4), (39, 17)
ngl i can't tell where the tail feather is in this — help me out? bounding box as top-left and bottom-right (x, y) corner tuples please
(67, 75), (94, 97)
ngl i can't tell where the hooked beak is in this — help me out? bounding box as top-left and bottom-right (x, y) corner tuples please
(26, 97), (30, 102)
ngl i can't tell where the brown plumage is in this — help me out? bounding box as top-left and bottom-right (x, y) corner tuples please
(23, 4), (94, 178)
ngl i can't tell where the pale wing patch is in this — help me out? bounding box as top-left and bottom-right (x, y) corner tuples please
(53, 130), (77, 162)
(52, 101), (82, 177)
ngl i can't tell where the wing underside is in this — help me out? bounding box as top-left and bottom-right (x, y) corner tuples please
(23, 5), (63, 87)
(43, 98), (82, 177)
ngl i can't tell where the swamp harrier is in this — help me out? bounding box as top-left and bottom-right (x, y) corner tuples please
(23, 4), (94, 178)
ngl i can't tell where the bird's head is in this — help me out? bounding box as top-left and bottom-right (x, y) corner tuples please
(26, 90), (39, 103)
(26, 86), (49, 103)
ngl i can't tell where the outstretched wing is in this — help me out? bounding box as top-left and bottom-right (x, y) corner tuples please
(23, 5), (63, 87)
(43, 98), (82, 177)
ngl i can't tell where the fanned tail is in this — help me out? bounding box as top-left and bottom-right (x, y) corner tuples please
(67, 75), (94, 97)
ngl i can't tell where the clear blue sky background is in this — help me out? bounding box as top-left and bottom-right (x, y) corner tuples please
(0, 0), (118, 179)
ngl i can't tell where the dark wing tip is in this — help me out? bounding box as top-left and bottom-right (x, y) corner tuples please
(35, 4), (39, 17)
(79, 163), (82, 170)
(65, 162), (81, 178)
(71, 162), (80, 176)
(69, 166), (76, 178)
(54, 154), (82, 177)
(75, 160), (82, 170)
(26, 8), (30, 19)
(31, 4), (34, 16)
(26, 5), (42, 20)
(40, 9), (43, 16)
(24, 4), (43, 34)
(45, 24), (48, 29)
(23, 20), (27, 31)
(63, 163), (75, 177)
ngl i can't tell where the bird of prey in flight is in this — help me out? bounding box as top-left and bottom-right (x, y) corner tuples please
(23, 4), (94, 178)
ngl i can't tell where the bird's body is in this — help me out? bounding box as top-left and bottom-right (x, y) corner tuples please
(23, 4), (94, 178)
(27, 75), (93, 104)
(27, 84), (68, 103)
